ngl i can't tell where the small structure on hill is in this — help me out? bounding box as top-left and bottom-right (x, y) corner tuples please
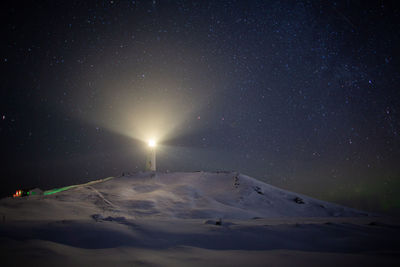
(145, 139), (156, 171)
(13, 188), (43, 198)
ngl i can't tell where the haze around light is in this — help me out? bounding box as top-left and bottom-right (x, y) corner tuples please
(72, 76), (214, 147)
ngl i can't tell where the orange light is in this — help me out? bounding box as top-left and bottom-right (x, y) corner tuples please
(14, 190), (23, 197)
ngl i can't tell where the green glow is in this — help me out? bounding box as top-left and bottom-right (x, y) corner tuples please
(44, 185), (76, 195)
(43, 177), (115, 196)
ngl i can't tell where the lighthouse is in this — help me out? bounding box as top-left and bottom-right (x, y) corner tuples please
(146, 139), (156, 171)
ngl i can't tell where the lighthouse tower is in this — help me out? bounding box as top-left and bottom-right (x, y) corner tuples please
(146, 140), (156, 171)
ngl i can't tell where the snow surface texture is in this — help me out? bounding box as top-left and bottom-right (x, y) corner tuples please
(0, 172), (399, 266)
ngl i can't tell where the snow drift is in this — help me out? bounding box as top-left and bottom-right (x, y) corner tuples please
(0, 171), (368, 221)
(1, 172), (399, 267)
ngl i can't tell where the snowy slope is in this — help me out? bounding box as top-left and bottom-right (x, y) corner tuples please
(1, 172), (399, 267)
(0, 171), (368, 221)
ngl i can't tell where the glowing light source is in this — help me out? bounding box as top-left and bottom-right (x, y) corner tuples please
(148, 139), (156, 147)
(146, 139), (157, 171)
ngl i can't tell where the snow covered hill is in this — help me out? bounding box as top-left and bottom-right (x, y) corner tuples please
(0, 171), (368, 221)
(0, 172), (399, 267)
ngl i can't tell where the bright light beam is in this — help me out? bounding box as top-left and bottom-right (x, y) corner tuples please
(148, 139), (156, 147)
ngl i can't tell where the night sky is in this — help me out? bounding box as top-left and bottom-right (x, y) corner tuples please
(1, 1), (400, 215)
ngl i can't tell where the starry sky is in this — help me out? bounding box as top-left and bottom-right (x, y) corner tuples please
(1, 0), (400, 215)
